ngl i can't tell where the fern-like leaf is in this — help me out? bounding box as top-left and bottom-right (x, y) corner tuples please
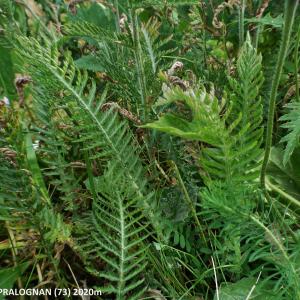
(81, 166), (150, 299)
(280, 101), (300, 165)
(17, 36), (148, 198)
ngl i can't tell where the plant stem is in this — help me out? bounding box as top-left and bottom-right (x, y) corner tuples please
(253, 25), (261, 49)
(295, 24), (300, 102)
(114, 0), (120, 33)
(6, 222), (25, 300)
(238, 0), (245, 47)
(172, 162), (208, 246)
(130, 8), (148, 122)
(265, 177), (300, 210)
(260, 0), (299, 190)
(252, 0), (262, 49)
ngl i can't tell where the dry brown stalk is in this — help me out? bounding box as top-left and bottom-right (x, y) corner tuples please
(101, 102), (142, 125)
(14, 74), (32, 107)
(212, 0), (241, 29)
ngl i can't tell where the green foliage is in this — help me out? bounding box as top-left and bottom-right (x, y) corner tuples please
(1, 1), (300, 299)
(64, 14), (173, 117)
(17, 36), (149, 201)
(143, 85), (226, 143)
(144, 35), (264, 185)
(13, 30), (156, 297)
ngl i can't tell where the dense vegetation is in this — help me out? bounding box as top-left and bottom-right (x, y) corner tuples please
(1, 0), (300, 299)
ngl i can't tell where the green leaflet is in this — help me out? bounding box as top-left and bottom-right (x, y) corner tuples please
(245, 13), (284, 28)
(75, 54), (105, 72)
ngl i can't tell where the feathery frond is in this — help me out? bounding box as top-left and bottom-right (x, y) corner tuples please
(79, 165), (150, 299)
(280, 100), (300, 165)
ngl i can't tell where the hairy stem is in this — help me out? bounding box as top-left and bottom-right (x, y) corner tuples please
(295, 24), (300, 102)
(260, 0), (298, 190)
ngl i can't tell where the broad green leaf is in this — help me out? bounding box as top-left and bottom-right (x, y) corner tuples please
(245, 13), (283, 28)
(214, 277), (277, 300)
(67, 2), (114, 30)
(267, 146), (300, 201)
(142, 114), (198, 139)
(24, 129), (50, 204)
(0, 262), (30, 299)
(142, 114), (220, 145)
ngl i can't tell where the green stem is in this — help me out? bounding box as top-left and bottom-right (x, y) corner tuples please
(265, 177), (300, 210)
(114, 0), (120, 33)
(253, 25), (261, 49)
(295, 24), (300, 102)
(130, 8), (148, 122)
(263, 183), (299, 243)
(6, 222), (25, 300)
(172, 162), (208, 246)
(84, 151), (97, 202)
(260, 0), (299, 190)
(252, 0), (262, 48)
(233, 227), (241, 280)
(238, 0), (246, 47)
(0, 71), (9, 97)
